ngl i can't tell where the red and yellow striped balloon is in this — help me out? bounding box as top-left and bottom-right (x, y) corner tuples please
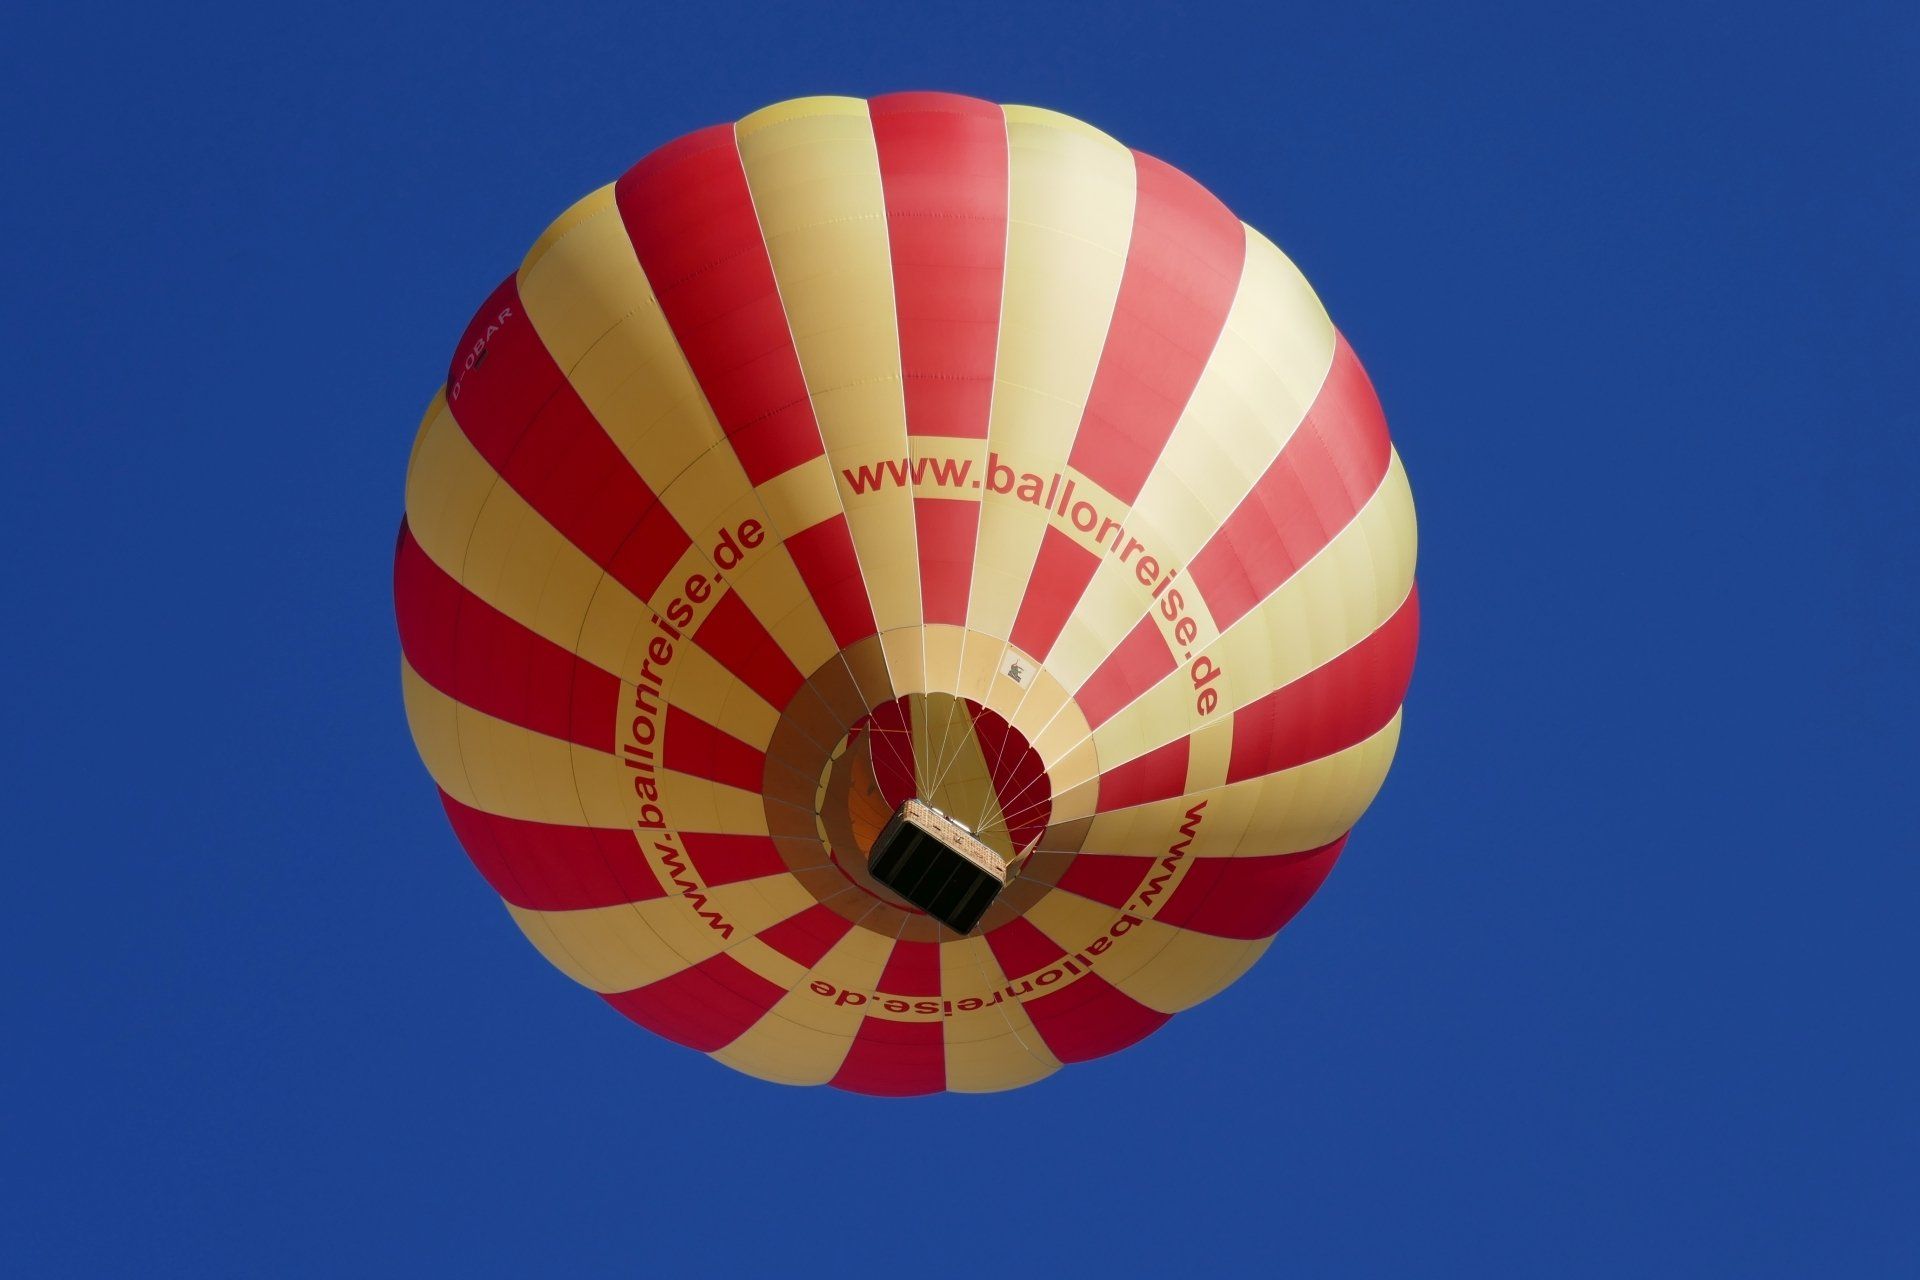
(396, 93), (1417, 1094)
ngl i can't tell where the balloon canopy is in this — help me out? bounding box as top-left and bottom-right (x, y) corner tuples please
(396, 92), (1418, 1094)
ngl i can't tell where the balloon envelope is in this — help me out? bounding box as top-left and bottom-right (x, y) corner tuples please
(396, 93), (1418, 1094)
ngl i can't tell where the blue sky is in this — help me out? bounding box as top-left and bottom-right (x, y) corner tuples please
(5, 2), (1913, 1273)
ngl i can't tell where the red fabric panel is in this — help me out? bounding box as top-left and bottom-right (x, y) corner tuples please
(830, 1016), (947, 1096)
(679, 833), (789, 888)
(438, 790), (664, 912)
(1187, 334), (1394, 630)
(872, 92), (1008, 635)
(1022, 974), (1170, 1064)
(999, 151), (1250, 679)
(870, 91), (1008, 441)
(1074, 613), (1178, 730)
(691, 590), (806, 712)
(914, 495), (979, 627)
(442, 275), (691, 603)
(1155, 837), (1347, 940)
(1095, 736), (1191, 812)
(982, 915), (1066, 979)
(1008, 525), (1100, 660)
(1065, 152), (1247, 505)
(1052, 853), (1155, 910)
(602, 952), (784, 1053)
(1225, 586), (1418, 784)
(756, 903), (857, 968)
(783, 515), (878, 647)
(394, 523), (618, 751)
(661, 706), (766, 792)
(877, 939), (942, 997)
(614, 125), (825, 486)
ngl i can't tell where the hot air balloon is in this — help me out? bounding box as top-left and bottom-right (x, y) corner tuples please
(396, 92), (1417, 1094)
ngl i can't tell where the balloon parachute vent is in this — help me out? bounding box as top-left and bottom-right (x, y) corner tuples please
(868, 799), (1010, 934)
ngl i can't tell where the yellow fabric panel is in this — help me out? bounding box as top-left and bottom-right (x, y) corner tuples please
(402, 655), (775, 837)
(707, 1001), (854, 1087)
(1001, 103), (1115, 142)
(588, 535), (698, 652)
(966, 477), (1048, 646)
(404, 387), (440, 480)
(966, 108), (1136, 642)
(737, 93), (864, 134)
(663, 465), (842, 689)
(709, 913), (894, 1085)
(731, 548), (844, 687)
(1048, 713), (1403, 858)
(935, 937), (1020, 1043)
(1028, 469), (1156, 693)
(1130, 225), (1336, 554)
(1116, 933), (1273, 1015)
(518, 182), (614, 312)
(721, 935), (813, 995)
(943, 1033), (1061, 1094)
(735, 99), (921, 640)
(1042, 737), (1102, 826)
(830, 636), (900, 729)
(507, 874), (812, 994)
(915, 623), (956, 708)
(878, 628), (928, 706)
(1035, 513), (1194, 698)
(503, 899), (685, 995)
(792, 920), (897, 1003)
(1029, 227), (1337, 693)
(1088, 451), (1416, 771)
(517, 187), (720, 486)
(974, 642), (1035, 724)
(940, 934), (1062, 1093)
(402, 658), (625, 827)
(659, 445), (769, 548)
(609, 642), (781, 753)
(752, 456), (845, 536)
(401, 393), (826, 734)
(516, 185), (642, 373)
(1022, 843), (1295, 1019)
(1181, 705), (1239, 796)
(647, 767), (775, 838)
(459, 485), (642, 675)
(652, 448), (841, 681)
(499, 902), (662, 1000)
(405, 396), (637, 678)
(513, 182), (846, 685)
(957, 630), (1012, 704)
(1022, 887), (1191, 994)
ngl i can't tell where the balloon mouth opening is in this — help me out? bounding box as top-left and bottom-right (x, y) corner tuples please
(812, 691), (1053, 926)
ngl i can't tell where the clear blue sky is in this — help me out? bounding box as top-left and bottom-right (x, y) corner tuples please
(5, 2), (1913, 1274)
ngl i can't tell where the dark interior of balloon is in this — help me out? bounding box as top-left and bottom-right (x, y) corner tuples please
(868, 799), (1009, 934)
